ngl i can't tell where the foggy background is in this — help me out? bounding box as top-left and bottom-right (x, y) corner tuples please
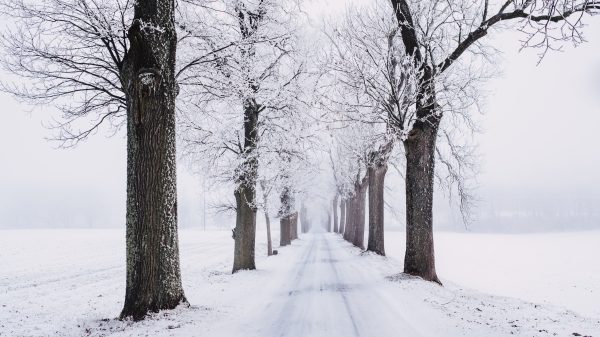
(0, 1), (599, 232)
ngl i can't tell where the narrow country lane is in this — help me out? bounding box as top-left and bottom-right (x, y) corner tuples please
(206, 231), (438, 337)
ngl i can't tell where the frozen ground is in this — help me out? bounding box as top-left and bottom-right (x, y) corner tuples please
(1, 228), (599, 337)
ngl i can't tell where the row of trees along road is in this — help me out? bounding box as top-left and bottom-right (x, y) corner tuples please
(321, 0), (599, 284)
(0, 0), (598, 319)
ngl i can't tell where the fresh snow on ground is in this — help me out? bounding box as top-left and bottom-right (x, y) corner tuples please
(1, 229), (599, 336)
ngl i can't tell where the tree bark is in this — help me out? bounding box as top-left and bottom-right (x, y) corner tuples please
(391, 0), (442, 285)
(232, 99), (260, 273)
(120, 0), (186, 320)
(259, 181), (273, 256)
(280, 216), (291, 246)
(403, 119), (441, 284)
(366, 142), (394, 256)
(332, 195), (339, 233)
(264, 210), (273, 256)
(367, 163), (387, 255)
(279, 187), (292, 246)
(290, 212), (298, 239)
(343, 196), (355, 243)
(352, 178), (368, 250)
(339, 199), (346, 235)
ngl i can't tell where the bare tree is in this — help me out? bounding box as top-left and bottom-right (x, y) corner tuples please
(258, 180), (274, 256)
(0, 0), (209, 319)
(179, 0), (307, 272)
(388, 0), (600, 283)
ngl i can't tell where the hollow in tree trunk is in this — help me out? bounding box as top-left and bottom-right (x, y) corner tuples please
(120, 0), (186, 320)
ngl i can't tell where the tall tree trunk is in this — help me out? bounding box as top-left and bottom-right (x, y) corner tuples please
(332, 195), (339, 233)
(120, 0), (186, 320)
(300, 202), (309, 233)
(367, 142), (394, 256)
(339, 199), (346, 235)
(391, 0), (442, 285)
(403, 119), (441, 284)
(352, 178), (368, 250)
(280, 216), (291, 246)
(264, 211), (273, 256)
(279, 187), (292, 246)
(259, 181), (273, 256)
(232, 100), (260, 273)
(343, 196), (355, 243)
(367, 163), (387, 255)
(290, 212), (298, 239)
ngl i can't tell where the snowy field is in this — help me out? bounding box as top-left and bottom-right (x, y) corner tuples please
(1, 229), (599, 337)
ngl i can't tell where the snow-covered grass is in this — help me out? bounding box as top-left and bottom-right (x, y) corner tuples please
(1, 229), (599, 336)
(385, 231), (600, 318)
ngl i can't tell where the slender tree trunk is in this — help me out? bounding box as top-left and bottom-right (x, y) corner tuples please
(264, 211), (273, 256)
(332, 195), (339, 233)
(339, 199), (346, 235)
(403, 119), (441, 284)
(300, 202), (309, 233)
(120, 0), (186, 320)
(279, 187), (291, 246)
(367, 163), (387, 255)
(290, 212), (298, 239)
(352, 178), (368, 250)
(343, 196), (355, 243)
(232, 100), (260, 273)
(259, 181), (273, 256)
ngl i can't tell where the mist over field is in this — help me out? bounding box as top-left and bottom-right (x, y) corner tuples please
(1, 0), (599, 336)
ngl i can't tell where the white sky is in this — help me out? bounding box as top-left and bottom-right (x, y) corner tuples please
(0, 0), (599, 229)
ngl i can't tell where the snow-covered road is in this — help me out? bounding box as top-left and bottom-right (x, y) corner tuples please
(212, 232), (437, 337)
(2, 229), (599, 337)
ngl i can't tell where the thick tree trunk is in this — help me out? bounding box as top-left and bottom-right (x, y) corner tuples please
(120, 0), (186, 320)
(352, 178), (368, 250)
(280, 216), (291, 246)
(403, 121), (441, 284)
(367, 163), (387, 255)
(339, 199), (346, 235)
(366, 142), (393, 256)
(332, 195), (339, 233)
(232, 99), (260, 273)
(392, 0), (442, 284)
